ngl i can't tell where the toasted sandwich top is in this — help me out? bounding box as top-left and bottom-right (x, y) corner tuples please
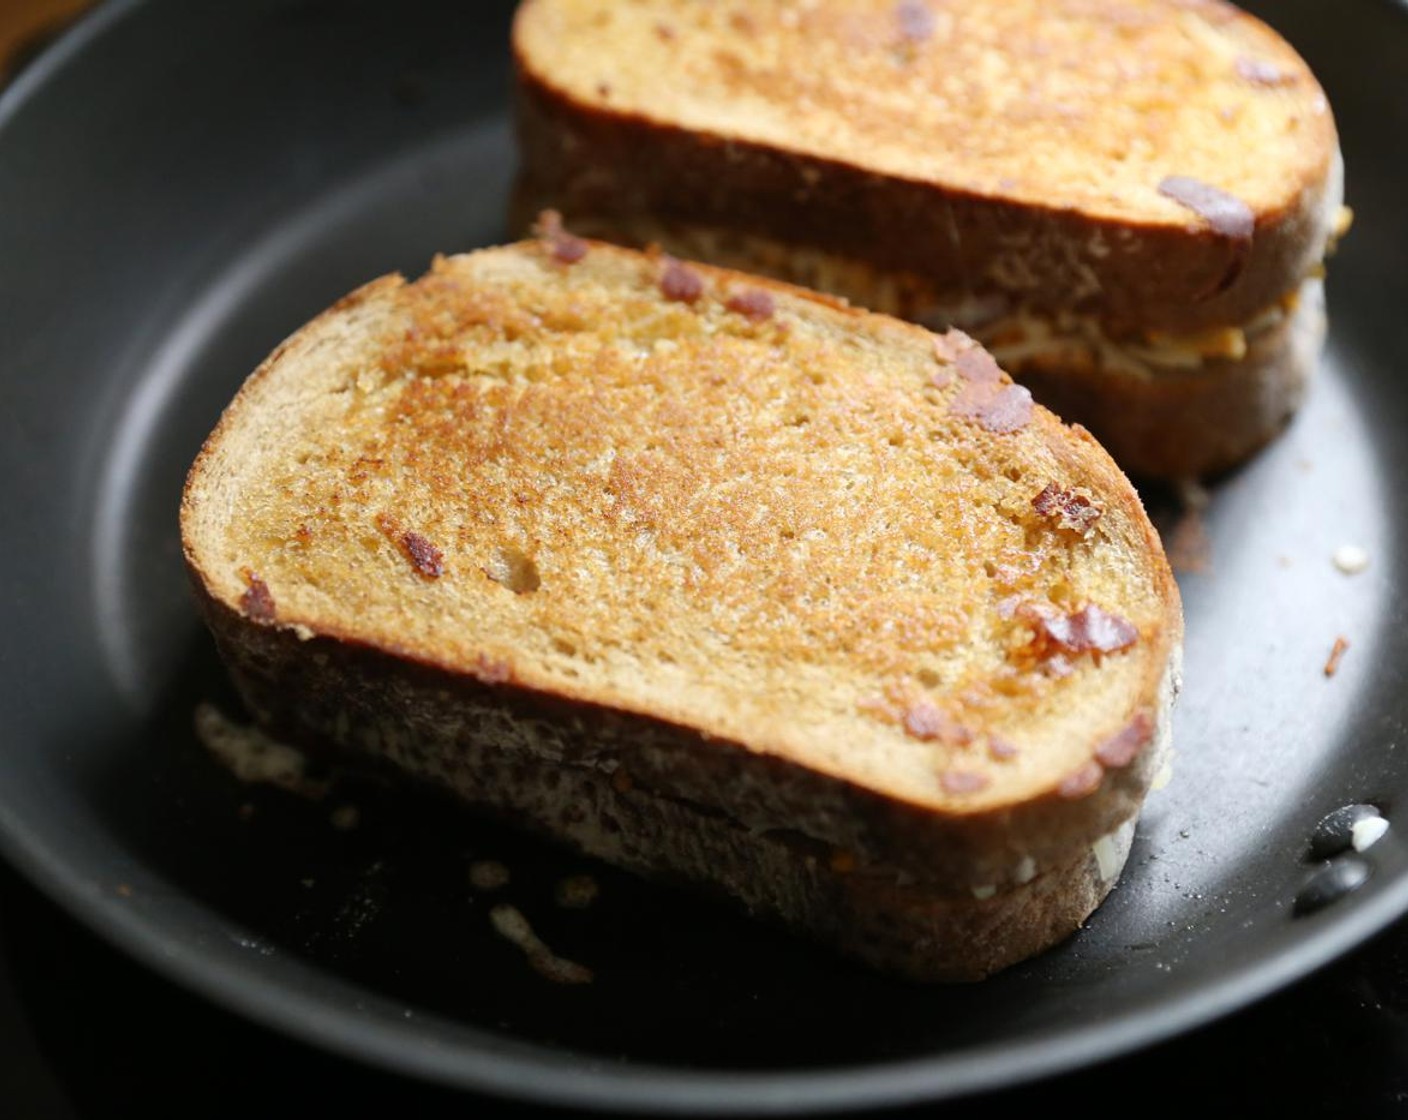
(514, 0), (1334, 231)
(182, 239), (1180, 818)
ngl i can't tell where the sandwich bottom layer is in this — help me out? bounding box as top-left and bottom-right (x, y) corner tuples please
(519, 201), (1326, 480)
(205, 600), (1176, 983)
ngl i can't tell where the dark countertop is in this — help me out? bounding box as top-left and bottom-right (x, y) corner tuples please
(5, 855), (1408, 1119)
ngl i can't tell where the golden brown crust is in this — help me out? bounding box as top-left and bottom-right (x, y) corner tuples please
(181, 239), (1182, 978)
(512, 0), (1340, 337)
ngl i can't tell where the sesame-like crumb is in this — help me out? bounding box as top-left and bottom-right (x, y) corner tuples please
(194, 703), (329, 800)
(1332, 545), (1369, 575)
(1351, 816), (1389, 852)
(1323, 635), (1350, 678)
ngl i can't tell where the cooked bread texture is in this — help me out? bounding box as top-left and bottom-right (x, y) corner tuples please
(182, 237), (1183, 981)
(511, 0), (1346, 477)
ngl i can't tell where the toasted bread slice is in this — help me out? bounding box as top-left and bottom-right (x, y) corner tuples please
(181, 237), (1182, 980)
(511, 0), (1345, 477)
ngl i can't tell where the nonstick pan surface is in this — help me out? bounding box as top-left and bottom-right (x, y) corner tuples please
(2, 0), (1407, 1112)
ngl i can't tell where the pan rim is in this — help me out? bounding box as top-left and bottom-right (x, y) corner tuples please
(3, 0), (1408, 1112)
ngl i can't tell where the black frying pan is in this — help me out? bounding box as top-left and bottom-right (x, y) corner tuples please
(2, 0), (1407, 1112)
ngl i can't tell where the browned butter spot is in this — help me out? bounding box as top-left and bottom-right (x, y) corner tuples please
(239, 571), (276, 622)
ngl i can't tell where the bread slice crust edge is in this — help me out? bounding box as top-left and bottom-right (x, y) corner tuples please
(181, 242), (1184, 980)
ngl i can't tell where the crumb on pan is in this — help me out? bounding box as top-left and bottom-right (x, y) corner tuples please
(554, 874), (600, 909)
(489, 904), (594, 984)
(1323, 635), (1350, 678)
(1332, 545), (1369, 575)
(194, 702), (329, 799)
(1351, 816), (1389, 852)
(469, 860), (511, 891)
(330, 804), (360, 830)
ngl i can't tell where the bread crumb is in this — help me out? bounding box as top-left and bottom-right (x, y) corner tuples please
(1351, 816), (1389, 852)
(1014, 856), (1037, 884)
(1175, 478), (1210, 511)
(400, 530), (444, 578)
(1166, 506), (1211, 574)
(1323, 636), (1350, 678)
(970, 884), (997, 900)
(469, 860), (511, 891)
(1162, 480), (1211, 573)
(1332, 545), (1369, 575)
(194, 703), (329, 799)
(330, 804), (361, 831)
(554, 874), (599, 909)
(489, 904), (593, 984)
